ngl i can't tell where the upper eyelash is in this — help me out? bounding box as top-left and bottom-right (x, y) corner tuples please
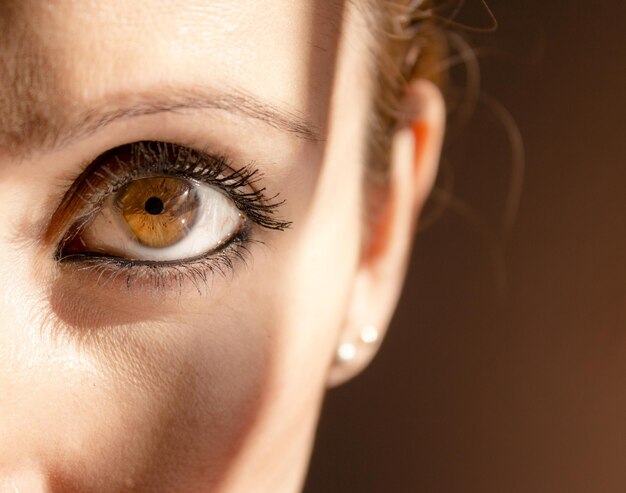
(72, 141), (292, 233)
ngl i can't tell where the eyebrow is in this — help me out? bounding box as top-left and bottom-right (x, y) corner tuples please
(1, 86), (322, 158)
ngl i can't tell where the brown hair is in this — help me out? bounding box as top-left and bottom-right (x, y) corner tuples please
(368, 1), (446, 175)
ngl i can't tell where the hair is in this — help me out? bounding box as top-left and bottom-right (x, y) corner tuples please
(367, 1), (520, 293)
(352, 0), (448, 228)
(367, 1), (446, 178)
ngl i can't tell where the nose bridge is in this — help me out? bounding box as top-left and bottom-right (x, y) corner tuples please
(0, 256), (30, 462)
(0, 246), (27, 334)
(0, 160), (54, 329)
(0, 262), (77, 489)
(0, 218), (53, 471)
(0, 236), (36, 330)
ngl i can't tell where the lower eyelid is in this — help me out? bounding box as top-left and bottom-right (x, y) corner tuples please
(57, 228), (255, 295)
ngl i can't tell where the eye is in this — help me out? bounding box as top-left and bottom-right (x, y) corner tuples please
(52, 141), (291, 281)
(62, 176), (243, 262)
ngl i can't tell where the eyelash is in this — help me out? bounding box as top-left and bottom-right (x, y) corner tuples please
(68, 233), (257, 295)
(57, 141), (290, 291)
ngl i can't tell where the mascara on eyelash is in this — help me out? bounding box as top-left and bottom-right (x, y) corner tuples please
(47, 141), (292, 248)
(85, 141), (292, 232)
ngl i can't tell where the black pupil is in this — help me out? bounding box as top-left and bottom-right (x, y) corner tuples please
(144, 197), (164, 215)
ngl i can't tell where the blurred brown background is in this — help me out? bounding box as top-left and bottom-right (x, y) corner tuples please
(304, 1), (626, 492)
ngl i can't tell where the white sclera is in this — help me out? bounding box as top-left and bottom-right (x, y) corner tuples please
(80, 182), (243, 261)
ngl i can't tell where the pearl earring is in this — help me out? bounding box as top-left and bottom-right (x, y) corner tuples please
(336, 325), (379, 364)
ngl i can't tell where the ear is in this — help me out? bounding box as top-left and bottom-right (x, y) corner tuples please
(327, 80), (445, 387)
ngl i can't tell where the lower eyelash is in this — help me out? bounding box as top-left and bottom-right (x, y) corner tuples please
(60, 231), (256, 295)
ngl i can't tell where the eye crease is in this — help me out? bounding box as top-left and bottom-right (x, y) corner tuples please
(50, 141), (291, 290)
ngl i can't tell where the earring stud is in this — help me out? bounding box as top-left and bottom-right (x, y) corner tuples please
(336, 342), (357, 363)
(335, 325), (380, 364)
(360, 325), (379, 344)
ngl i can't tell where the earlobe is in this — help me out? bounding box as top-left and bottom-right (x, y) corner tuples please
(326, 272), (385, 388)
(326, 79), (445, 388)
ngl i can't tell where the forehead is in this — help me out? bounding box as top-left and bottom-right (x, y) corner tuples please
(0, 0), (365, 156)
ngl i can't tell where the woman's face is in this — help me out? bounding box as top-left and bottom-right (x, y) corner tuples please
(0, 1), (442, 491)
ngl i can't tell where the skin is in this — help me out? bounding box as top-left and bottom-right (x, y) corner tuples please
(0, 1), (444, 492)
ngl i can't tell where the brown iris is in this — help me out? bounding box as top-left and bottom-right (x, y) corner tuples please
(115, 177), (199, 248)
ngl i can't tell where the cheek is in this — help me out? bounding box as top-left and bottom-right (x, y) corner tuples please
(252, 137), (364, 424)
(0, 177), (362, 489)
(0, 136), (362, 492)
(274, 176), (362, 377)
(0, 274), (275, 490)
